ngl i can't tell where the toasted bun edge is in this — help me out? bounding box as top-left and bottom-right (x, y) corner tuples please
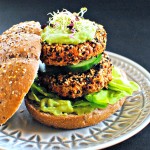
(25, 97), (126, 129)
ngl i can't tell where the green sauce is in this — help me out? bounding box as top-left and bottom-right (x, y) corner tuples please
(28, 90), (93, 115)
(41, 8), (97, 45)
(40, 98), (73, 115)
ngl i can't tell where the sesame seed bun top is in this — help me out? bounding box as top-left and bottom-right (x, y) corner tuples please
(0, 21), (41, 125)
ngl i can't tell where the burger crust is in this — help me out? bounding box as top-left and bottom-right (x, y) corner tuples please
(41, 25), (107, 66)
(25, 97), (126, 129)
(39, 53), (112, 98)
(0, 21), (41, 125)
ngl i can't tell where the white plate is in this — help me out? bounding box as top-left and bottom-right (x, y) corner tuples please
(0, 52), (150, 150)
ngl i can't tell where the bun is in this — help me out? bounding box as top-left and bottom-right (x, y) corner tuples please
(25, 97), (126, 129)
(2, 21), (41, 35)
(0, 21), (41, 125)
(0, 33), (41, 62)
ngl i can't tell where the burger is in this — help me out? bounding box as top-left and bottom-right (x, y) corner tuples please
(25, 8), (139, 129)
(0, 8), (139, 129)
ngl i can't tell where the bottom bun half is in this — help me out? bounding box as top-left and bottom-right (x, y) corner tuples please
(25, 98), (126, 129)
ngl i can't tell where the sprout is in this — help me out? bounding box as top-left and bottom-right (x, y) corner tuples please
(78, 7), (87, 17)
(47, 7), (88, 26)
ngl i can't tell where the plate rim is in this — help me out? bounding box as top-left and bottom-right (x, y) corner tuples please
(107, 51), (150, 80)
(0, 51), (150, 150)
(80, 51), (150, 150)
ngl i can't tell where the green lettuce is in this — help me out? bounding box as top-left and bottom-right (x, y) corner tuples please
(108, 67), (139, 94)
(31, 83), (58, 98)
(85, 89), (128, 106)
(84, 67), (139, 108)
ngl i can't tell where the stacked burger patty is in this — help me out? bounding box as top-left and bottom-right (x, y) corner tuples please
(39, 24), (113, 99)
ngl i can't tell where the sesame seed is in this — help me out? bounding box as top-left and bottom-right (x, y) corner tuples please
(9, 81), (12, 84)
(20, 110), (24, 113)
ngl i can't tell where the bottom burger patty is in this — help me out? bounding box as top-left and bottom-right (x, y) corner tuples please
(39, 53), (112, 98)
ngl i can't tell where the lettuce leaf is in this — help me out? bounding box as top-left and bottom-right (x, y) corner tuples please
(31, 83), (59, 99)
(84, 67), (139, 108)
(108, 67), (139, 94)
(85, 89), (128, 106)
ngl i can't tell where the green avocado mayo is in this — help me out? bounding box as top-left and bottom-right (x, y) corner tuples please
(41, 8), (97, 45)
(40, 98), (73, 115)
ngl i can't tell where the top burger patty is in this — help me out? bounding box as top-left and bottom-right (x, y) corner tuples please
(41, 25), (107, 66)
(38, 53), (112, 99)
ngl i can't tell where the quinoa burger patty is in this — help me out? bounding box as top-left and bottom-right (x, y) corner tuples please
(41, 25), (107, 66)
(39, 53), (112, 99)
